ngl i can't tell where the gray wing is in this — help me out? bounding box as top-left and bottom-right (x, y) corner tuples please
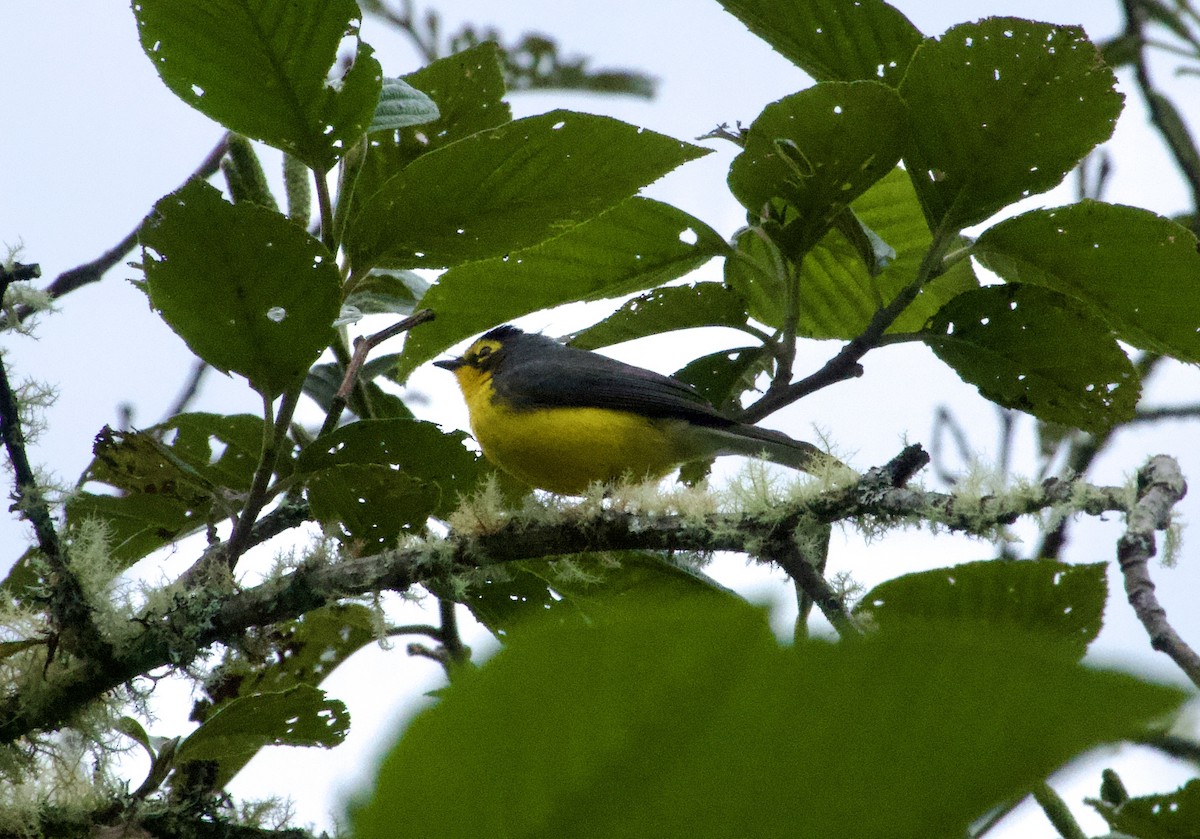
(493, 343), (733, 428)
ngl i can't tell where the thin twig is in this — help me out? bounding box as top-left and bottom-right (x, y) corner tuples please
(316, 309), (435, 437)
(1117, 454), (1199, 687)
(739, 220), (959, 423)
(9, 135), (230, 326)
(159, 359), (210, 425)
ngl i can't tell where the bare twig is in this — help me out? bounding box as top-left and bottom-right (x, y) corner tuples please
(1117, 454), (1199, 687)
(316, 308), (435, 437)
(159, 360), (211, 425)
(8, 135), (230, 326)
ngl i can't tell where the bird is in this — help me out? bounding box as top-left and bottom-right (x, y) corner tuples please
(434, 324), (841, 495)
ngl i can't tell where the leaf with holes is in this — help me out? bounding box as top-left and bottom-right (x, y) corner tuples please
(976, 201), (1200, 363)
(345, 111), (710, 271)
(900, 18), (1122, 230)
(306, 463), (440, 548)
(568, 284), (750, 351)
(1091, 778), (1200, 838)
(133, 0), (378, 169)
(67, 413), (268, 565)
(141, 180), (342, 397)
(856, 559), (1107, 661)
(299, 419), (485, 519)
(395, 198), (729, 381)
(714, 0), (924, 85)
(729, 81), (907, 259)
(174, 685), (349, 786)
(924, 284), (1139, 432)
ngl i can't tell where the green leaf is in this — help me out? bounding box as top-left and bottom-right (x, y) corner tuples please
(924, 284), (1140, 432)
(306, 464), (439, 548)
(346, 110), (711, 271)
(1091, 778), (1200, 839)
(729, 81), (908, 258)
(568, 284), (750, 351)
(732, 168), (978, 339)
(714, 0), (924, 85)
(133, 0), (378, 169)
(350, 601), (1184, 839)
(395, 198), (730, 381)
(673, 346), (771, 416)
(68, 413), (269, 564)
(369, 78), (440, 133)
(345, 270), (430, 316)
(175, 685), (348, 780)
(900, 18), (1123, 230)
(975, 202), (1200, 363)
(298, 418), (485, 518)
(461, 553), (744, 638)
(856, 559), (1107, 660)
(352, 43), (511, 215)
(191, 604), (376, 784)
(141, 180), (342, 397)
(302, 354), (413, 420)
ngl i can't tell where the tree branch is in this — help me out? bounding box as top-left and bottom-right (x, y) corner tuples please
(0, 447), (1142, 746)
(1117, 454), (1199, 687)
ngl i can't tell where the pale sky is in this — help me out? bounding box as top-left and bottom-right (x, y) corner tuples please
(4, 1), (1199, 833)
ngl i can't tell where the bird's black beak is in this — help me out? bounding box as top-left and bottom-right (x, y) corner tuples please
(433, 357), (463, 371)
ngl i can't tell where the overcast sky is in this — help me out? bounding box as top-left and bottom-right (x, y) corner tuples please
(4, 1), (1200, 833)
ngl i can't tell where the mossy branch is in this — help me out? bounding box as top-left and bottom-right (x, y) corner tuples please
(0, 446), (1167, 747)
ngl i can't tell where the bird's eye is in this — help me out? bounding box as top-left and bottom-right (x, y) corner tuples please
(476, 345), (493, 359)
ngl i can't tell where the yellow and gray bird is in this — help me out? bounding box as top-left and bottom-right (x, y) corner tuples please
(435, 325), (839, 495)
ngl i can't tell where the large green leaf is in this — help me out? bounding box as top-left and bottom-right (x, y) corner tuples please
(900, 18), (1122, 230)
(856, 559), (1107, 660)
(568, 284), (750, 351)
(306, 464), (439, 548)
(174, 685), (349, 784)
(728, 168), (977, 338)
(714, 0), (924, 85)
(352, 42), (511, 211)
(133, 0), (378, 170)
(395, 198), (730, 381)
(729, 81), (907, 258)
(141, 179), (342, 397)
(976, 202), (1200, 363)
(351, 601), (1184, 839)
(298, 418), (485, 519)
(925, 284), (1140, 432)
(346, 111), (710, 271)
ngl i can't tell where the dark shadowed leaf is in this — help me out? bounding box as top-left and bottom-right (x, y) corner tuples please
(346, 111), (710, 271)
(351, 601), (1183, 839)
(141, 180), (341, 397)
(976, 201), (1200, 363)
(900, 18), (1122, 230)
(714, 0), (924, 85)
(729, 81), (907, 258)
(925, 284), (1139, 432)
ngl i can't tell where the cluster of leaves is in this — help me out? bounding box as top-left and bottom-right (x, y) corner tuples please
(1, 0), (1198, 836)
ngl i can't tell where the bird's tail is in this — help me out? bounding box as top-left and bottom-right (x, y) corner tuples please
(704, 423), (847, 474)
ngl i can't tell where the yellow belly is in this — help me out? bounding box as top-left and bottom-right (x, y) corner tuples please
(470, 398), (691, 494)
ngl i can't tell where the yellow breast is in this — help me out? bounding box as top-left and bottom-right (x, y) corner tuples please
(458, 370), (688, 494)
